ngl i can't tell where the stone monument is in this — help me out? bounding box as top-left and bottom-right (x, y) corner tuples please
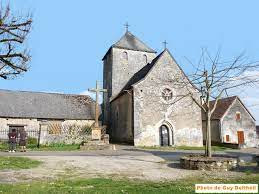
(80, 81), (110, 150)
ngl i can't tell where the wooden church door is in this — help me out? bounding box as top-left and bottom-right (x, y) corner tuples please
(160, 125), (169, 146)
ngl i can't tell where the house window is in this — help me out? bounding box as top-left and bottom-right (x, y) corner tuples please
(162, 88), (173, 101)
(226, 135), (230, 142)
(143, 54), (148, 64)
(236, 112), (241, 121)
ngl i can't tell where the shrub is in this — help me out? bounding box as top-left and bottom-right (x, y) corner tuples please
(27, 137), (38, 145)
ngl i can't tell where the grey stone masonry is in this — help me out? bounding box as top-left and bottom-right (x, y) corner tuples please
(102, 31), (203, 147)
(221, 98), (257, 147)
(133, 49), (203, 147)
(102, 31), (156, 126)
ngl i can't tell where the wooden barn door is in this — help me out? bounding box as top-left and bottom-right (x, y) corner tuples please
(237, 131), (244, 144)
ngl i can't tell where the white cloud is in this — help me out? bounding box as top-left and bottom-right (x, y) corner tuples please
(236, 70), (259, 79)
(80, 90), (103, 103)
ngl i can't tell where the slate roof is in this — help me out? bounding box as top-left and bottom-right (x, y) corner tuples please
(0, 89), (96, 120)
(113, 31), (156, 53)
(102, 31), (156, 60)
(110, 50), (165, 102)
(121, 50), (164, 91)
(207, 96), (255, 120)
(111, 48), (198, 102)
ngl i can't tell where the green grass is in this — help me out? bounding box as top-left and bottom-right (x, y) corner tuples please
(138, 145), (231, 151)
(0, 142), (80, 151)
(30, 143), (80, 151)
(0, 175), (258, 194)
(0, 156), (42, 170)
(176, 145), (230, 151)
(0, 143), (7, 151)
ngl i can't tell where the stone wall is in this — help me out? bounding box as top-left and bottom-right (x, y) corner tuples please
(40, 120), (94, 145)
(133, 50), (203, 147)
(180, 155), (238, 171)
(103, 51), (113, 126)
(0, 118), (39, 139)
(110, 92), (133, 143)
(110, 48), (156, 97)
(0, 117), (94, 144)
(221, 99), (257, 147)
(102, 47), (156, 126)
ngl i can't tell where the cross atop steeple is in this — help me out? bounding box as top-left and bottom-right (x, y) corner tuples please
(124, 22), (130, 32)
(162, 40), (168, 49)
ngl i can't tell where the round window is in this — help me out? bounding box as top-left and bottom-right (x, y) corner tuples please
(162, 88), (173, 101)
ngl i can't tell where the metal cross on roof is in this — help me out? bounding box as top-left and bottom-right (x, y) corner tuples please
(88, 80), (107, 128)
(162, 40), (168, 49)
(124, 22), (130, 32)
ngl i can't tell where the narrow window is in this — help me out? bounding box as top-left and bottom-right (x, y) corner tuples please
(116, 106), (119, 121)
(236, 112), (241, 121)
(143, 54), (148, 64)
(226, 135), (230, 142)
(122, 51), (128, 62)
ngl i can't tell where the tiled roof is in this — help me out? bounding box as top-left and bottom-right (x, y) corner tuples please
(0, 89), (96, 120)
(121, 50), (164, 91)
(110, 50), (165, 102)
(103, 31), (156, 60)
(113, 31), (156, 53)
(205, 96), (255, 121)
(209, 96), (237, 119)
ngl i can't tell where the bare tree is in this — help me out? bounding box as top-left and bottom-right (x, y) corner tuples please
(0, 3), (32, 79)
(172, 48), (259, 157)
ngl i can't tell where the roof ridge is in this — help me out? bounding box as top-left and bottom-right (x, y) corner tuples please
(207, 96), (256, 121)
(102, 31), (156, 60)
(0, 89), (91, 97)
(210, 96), (237, 103)
(113, 31), (156, 53)
(110, 50), (166, 102)
(0, 89), (96, 120)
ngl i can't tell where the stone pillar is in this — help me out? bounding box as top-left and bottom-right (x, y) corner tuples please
(92, 127), (102, 140)
(39, 122), (48, 145)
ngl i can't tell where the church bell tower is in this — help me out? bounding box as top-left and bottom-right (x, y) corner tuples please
(102, 26), (157, 127)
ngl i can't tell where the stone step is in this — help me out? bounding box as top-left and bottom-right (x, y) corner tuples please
(80, 144), (112, 151)
(82, 140), (106, 146)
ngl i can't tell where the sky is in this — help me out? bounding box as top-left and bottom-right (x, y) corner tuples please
(1, 0), (259, 123)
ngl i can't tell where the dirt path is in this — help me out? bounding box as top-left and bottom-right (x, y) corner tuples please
(0, 154), (197, 183)
(0, 147), (257, 183)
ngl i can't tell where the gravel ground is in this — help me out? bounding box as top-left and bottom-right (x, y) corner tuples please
(0, 146), (258, 183)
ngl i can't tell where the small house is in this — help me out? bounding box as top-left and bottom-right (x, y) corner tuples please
(202, 96), (257, 148)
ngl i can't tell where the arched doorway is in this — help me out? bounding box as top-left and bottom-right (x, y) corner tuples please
(160, 125), (169, 146)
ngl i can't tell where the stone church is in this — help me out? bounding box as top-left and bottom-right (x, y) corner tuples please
(102, 30), (203, 147)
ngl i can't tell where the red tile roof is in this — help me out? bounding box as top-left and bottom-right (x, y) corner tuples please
(203, 96), (255, 121)
(209, 96), (237, 119)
